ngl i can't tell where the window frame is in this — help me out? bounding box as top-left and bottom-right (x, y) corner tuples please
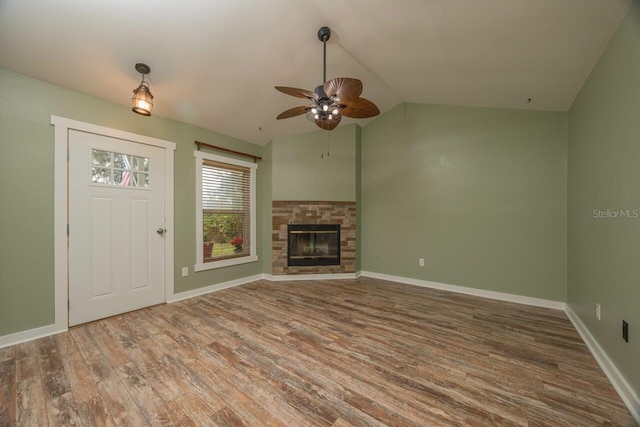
(194, 151), (258, 271)
(90, 149), (151, 189)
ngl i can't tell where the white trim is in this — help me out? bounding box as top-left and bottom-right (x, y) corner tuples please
(167, 274), (265, 303)
(194, 151), (258, 272)
(52, 118), (69, 333)
(51, 116), (177, 150)
(265, 273), (358, 281)
(194, 255), (259, 272)
(360, 271), (566, 310)
(0, 323), (66, 349)
(51, 116), (176, 326)
(565, 306), (640, 424)
(163, 144), (176, 302)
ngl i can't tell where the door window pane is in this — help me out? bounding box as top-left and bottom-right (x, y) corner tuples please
(91, 149), (149, 188)
(91, 167), (112, 184)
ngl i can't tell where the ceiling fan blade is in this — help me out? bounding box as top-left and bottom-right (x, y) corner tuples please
(275, 86), (318, 101)
(324, 78), (362, 103)
(315, 115), (342, 131)
(341, 97), (380, 119)
(276, 106), (308, 120)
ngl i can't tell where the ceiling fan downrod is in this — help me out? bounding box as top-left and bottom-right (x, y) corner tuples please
(318, 26), (331, 84)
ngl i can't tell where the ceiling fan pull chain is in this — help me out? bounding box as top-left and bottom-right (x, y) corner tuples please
(327, 132), (330, 157)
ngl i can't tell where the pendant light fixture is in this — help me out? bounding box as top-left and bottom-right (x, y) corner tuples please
(131, 63), (153, 116)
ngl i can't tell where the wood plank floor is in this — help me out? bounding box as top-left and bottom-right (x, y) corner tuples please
(0, 277), (636, 426)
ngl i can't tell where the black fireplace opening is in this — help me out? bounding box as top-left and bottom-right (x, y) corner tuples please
(287, 224), (340, 266)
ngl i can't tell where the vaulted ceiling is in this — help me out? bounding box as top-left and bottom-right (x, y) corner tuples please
(0, 0), (631, 145)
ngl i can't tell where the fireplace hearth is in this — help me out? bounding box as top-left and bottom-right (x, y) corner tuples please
(287, 224), (340, 266)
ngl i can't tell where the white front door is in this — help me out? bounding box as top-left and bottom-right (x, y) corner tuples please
(68, 130), (166, 326)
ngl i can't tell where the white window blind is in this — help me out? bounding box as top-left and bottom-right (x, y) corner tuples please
(202, 160), (249, 212)
(202, 160), (251, 261)
(195, 151), (258, 271)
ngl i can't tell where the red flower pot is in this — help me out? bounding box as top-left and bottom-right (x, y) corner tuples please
(203, 242), (213, 259)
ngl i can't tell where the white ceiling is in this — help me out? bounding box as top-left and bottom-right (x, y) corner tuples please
(0, 0), (632, 146)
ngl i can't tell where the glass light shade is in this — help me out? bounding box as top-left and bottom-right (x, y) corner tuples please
(132, 81), (153, 116)
(305, 98), (343, 128)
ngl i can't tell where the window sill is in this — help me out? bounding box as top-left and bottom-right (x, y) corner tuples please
(194, 255), (258, 272)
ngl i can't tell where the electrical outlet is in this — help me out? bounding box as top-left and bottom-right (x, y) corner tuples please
(181, 267), (188, 277)
(622, 320), (629, 343)
(596, 303), (601, 320)
(419, 258), (425, 267)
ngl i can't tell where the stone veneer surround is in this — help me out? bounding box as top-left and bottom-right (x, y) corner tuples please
(272, 201), (356, 275)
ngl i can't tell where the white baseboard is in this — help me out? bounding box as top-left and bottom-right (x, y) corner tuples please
(565, 306), (640, 424)
(167, 274), (265, 303)
(264, 272), (358, 281)
(360, 271), (566, 310)
(0, 323), (67, 349)
(0, 275), (263, 348)
(0, 272), (559, 348)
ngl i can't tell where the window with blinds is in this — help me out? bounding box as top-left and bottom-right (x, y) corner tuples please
(195, 151), (258, 271)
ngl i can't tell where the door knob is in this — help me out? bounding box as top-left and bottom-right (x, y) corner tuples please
(156, 228), (166, 235)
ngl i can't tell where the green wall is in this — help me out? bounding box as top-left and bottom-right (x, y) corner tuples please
(361, 103), (568, 301)
(567, 0), (640, 396)
(355, 125), (363, 272)
(260, 141), (274, 274)
(0, 68), (264, 336)
(271, 124), (358, 201)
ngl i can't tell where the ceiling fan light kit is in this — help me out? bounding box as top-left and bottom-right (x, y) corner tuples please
(132, 63), (154, 116)
(275, 26), (379, 131)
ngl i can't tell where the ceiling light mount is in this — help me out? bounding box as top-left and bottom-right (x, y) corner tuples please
(135, 63), (151, 75)
(317, 26), (331, 43)
(131, 63), (153, 116)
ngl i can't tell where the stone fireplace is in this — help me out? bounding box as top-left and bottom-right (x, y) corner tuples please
(272, 201), (356, 275)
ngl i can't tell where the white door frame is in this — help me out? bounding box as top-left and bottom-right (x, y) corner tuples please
(52, 116), (176, 332)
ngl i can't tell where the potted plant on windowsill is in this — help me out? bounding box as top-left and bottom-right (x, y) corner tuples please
(203, 241), (214, 259)
(203, 229), (216, 260)
(231, 236), (243, 254)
